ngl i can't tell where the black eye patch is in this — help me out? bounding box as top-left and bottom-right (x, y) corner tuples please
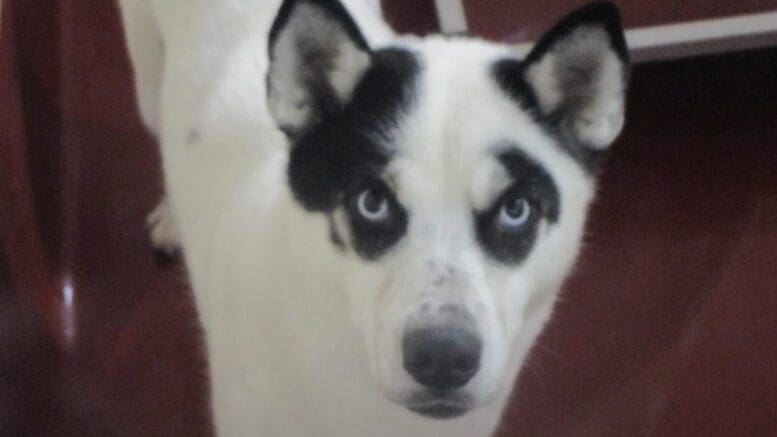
(287, 47), (419, 213)
(475, 148), (559, 264)
(285, 47), (418, 260)
(344, 177), (408, 260)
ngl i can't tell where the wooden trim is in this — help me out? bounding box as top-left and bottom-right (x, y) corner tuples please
(508, 11), (777, 62)
(429, 3), (777, 61)
(432, 0), (468, 34)
(626, 11), (777, 61)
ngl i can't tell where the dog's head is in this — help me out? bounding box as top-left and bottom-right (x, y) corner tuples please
(267, 0), (628, 418)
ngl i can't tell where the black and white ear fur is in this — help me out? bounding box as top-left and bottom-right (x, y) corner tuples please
(267, 0), (372, 137)
(524, 2), (629, 150)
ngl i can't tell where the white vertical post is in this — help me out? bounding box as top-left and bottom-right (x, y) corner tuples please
(432, 0), (469, 35)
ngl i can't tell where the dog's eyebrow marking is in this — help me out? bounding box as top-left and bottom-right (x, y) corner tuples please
(473, 146), (560, 264)
(496, 146), (559, 223)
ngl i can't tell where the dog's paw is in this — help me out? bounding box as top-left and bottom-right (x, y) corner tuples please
(146, 196), (181, 256)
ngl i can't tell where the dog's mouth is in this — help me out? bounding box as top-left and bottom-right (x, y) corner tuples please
(405, 392), (472, 419)
(408, 402), (468, 419)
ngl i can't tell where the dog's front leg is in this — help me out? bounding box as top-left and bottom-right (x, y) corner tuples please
(118, 0), (182, 255)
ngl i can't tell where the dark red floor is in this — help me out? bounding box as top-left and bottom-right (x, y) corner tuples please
(1, 1), (776, 436)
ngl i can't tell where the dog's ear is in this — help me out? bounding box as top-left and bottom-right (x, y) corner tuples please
(267, 0), (372, 138)
(522, 2), (629, 150)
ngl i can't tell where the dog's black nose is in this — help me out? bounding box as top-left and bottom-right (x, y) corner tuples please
(403, 326), (481, 390)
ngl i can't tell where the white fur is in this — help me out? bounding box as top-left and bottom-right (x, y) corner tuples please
(266, 3), (372, 132)
(525, 26), (627, 149)
(118, 1), (622, 435)
(145, 196), (180, 254)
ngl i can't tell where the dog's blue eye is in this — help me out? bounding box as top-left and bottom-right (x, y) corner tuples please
(498, 196), (531, 228)
(357, 188), (390, 221)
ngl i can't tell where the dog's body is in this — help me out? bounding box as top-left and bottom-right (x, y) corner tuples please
(119, 1), (629, 435)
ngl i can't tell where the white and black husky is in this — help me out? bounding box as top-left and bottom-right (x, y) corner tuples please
(119, 0), (629, 435)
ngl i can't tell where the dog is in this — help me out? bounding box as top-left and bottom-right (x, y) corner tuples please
(118, 0), (629, 435)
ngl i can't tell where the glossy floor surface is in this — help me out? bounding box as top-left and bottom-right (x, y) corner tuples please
(2, 1), (776, 436)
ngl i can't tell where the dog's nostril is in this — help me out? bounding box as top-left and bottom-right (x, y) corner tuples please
(453, 354), (476, 374)
(409, 351), (435, 373)
(403, 326), (481, 390)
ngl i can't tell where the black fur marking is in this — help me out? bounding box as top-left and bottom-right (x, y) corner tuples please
(491, 59), (539, 113)
(525, 2), (629, 67)
(328, 215), (345, 249)
(288, 48), (418, 212)
(498, 150), (559, 223)
(287, 48), (418, 258)
(475, 148), (559, 265)
(269, 0), (369, 54)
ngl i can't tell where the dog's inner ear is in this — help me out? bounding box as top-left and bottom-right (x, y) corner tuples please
(267, 0), (372, 138)
(523, 2), (630, 150)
